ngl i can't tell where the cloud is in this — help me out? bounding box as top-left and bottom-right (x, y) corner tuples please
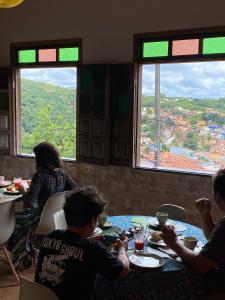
(21, 67), (77, 88)
(143, 61), (225, 99)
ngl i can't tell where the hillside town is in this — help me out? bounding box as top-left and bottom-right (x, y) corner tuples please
(140, 97), (225, 173)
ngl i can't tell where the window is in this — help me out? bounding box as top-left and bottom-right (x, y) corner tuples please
(135, 30), (225, 174)
(11, 40), (81, 159)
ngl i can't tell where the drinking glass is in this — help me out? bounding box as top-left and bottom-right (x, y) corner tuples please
(134, 226), (145, 253)
(14, 177), (22, 189)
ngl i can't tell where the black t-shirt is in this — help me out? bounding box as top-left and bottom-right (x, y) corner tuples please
(35, 230), (123, 300)
(200, 216), (225, 269)
(199, 217), (225, 292)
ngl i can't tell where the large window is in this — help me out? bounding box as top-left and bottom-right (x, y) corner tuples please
(11, 40), (81, 159)
(136, 31), (225, 173)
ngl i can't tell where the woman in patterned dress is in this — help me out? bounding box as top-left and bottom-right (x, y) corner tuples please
(7, 142), (77, 270)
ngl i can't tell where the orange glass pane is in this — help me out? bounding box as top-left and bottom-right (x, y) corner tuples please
(172, 39), (199, 56)
(38, 49), (56, 62)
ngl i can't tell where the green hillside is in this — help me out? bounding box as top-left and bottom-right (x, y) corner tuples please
(21, 78), (76, 158)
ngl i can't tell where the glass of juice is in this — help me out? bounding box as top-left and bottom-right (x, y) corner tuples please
(134, 226), (145, 253)
(14, 177), (22, 190)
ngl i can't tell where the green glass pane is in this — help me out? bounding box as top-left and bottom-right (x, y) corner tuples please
(143, 41), (169, 58)
(18, 50), (36, 63)
(203, 37), (225, 54)
(59, 47), (79, 62)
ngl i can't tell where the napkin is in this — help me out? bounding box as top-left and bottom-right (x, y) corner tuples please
(158, 247), (179, 258)
(146, 246), (171, 259)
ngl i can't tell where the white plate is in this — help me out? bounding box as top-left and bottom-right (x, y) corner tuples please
(4, 190), (21, 195)
(0, 181), (11, 188)
(147, 236), (167, 247)
(94, 227), (103, 235)
(129, 253), (165, 268)
(149, 219), (186, 232)
(99, 222), (112, 229)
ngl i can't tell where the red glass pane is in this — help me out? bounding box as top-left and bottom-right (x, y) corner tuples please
(172, 39), (199, 56)
(38, 49), (56, 62)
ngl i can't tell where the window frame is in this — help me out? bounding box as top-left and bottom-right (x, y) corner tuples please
(10, 38), (82, 159)
(134, 27), (225, 175)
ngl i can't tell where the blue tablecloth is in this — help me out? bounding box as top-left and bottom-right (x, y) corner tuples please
(95, 215), (205, 300)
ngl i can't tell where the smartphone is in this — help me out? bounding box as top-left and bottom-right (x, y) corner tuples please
(103, 235), (118, 242)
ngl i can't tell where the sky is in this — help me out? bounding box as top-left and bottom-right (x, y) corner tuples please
(21, 67), (77, 88)
(142, 61), (225, 99)
(21, 61), (225, 99)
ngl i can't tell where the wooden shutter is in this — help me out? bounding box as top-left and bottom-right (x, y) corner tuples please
(0, 68), (10, 154)
(77, 64), (110, 165)
(110, 64), (134, 166)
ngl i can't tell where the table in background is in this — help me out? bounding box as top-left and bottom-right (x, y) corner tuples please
(95, 215), (206, 300)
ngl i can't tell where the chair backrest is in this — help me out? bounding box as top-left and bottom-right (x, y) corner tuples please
(19, 276), (60, 300)
(0, 200), (15, 244)
(53, 210), (67, 230)
(34, 192), (67, 235)
(157, 204), (187, 222)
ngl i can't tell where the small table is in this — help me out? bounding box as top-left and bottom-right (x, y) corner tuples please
(95, 215), (206, 300)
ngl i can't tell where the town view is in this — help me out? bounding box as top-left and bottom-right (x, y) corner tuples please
(140, 62), (225, 173)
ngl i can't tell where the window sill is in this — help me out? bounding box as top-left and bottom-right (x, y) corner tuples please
(134, 165), (213, 177)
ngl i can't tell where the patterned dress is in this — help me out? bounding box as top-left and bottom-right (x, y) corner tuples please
(7, 168), (76, 270)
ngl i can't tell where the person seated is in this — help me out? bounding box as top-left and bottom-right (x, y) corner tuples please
(34, 186), (130, 300)
(7, 141), (77, 271)
(161, 167), (225, 294)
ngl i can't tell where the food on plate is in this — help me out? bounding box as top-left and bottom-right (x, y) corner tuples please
(6, 186), (18, 192)
(151, 231), (162, 242)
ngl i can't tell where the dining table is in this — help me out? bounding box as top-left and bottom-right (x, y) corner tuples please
(95, 215), (207, 300)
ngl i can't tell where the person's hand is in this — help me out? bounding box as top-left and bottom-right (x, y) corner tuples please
(18, 184), (27, 195)
(116, 236), (128, 251)
(194, 198), (211, 216)
(161, 225), (178, 248)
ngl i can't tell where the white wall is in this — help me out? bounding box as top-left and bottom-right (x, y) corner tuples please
(1, 0), (225, 66)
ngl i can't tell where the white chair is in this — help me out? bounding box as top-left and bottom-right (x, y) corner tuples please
(157, 204), (187, 222)
(53, 210), (67, 230)
(0, 200), (20, 285)
(34, 192), (67, 235)
(19, 275), (60, 300)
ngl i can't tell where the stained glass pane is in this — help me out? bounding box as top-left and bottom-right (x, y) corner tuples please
(38, 49), (56, 62)
(203, 37), (225, 54)
(172, 39), (199, 56)
(143, 41), (169, 58)
(59, 47), (79, 62)
(18, 50), (36, 63)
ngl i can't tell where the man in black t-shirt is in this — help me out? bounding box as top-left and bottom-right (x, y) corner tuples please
(35, 186), (129, 300)
(161, 167), (225, 293)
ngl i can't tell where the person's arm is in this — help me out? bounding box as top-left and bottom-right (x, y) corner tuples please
(64, 172), (77, 190)
(194, 198), (215, 239)
(22, 173), (41, 209)
(116, 237), (130, 277)
(162, 225), (214, 274)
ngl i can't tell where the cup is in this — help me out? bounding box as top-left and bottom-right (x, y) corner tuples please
(134, 226), (145, 253)
(156, 211), (168, 226)
(98, 214), (108, 227)
(183, 236), (198, 250)
(0, 176), (5, 183)
(14, 177), (22, 190)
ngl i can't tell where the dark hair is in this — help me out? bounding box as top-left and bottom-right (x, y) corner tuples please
(33, 142), (62, 171)
(212, 167), (225, 200)
(63, 186), (106, 227)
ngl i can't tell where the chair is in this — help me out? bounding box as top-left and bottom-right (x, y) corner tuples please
(34, 192), (67, 235)
(157, 204), (187, 222)
(32, 192), (67, 265)
(53, 210), (67, 230)
(0, 200), (20, 285)
(19, 275), (60, 300)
